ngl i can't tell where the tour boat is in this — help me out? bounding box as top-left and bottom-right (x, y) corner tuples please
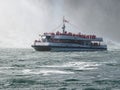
(31, 18), (107, 51)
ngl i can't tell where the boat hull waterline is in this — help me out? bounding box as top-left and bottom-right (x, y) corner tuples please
(32, 45), (107, 51)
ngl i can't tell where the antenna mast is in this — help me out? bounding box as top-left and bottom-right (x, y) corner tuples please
(62, 16), (66, 33)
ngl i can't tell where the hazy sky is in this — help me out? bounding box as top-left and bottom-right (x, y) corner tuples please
(0, 0), (120, 48)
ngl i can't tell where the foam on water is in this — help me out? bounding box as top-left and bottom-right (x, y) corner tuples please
(0, 67), (14, 74)
(0, 67), (14, 69)
(38, 61), (101, 70)
(22, 69), (74, 75)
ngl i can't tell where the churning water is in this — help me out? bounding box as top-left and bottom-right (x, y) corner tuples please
(0, 48), (120, 90)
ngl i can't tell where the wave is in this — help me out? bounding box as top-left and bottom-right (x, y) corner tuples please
(22, 69), (74, 75)
(38, 61), (101, 71)
(0, 67), (14, 69)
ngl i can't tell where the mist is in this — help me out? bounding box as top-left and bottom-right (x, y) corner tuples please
(64, 0), (120, 41)
(0, 0), (120, 48)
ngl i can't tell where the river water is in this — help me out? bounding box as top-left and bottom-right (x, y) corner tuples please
(0, 48), (120, 90)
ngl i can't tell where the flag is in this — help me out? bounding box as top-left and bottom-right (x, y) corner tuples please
(63, 18), (69, 23)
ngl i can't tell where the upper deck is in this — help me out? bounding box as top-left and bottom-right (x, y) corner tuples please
(44, 33), (103, 42)
(42, 17), (104, 42)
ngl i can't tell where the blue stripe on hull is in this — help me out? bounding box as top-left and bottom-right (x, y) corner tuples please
(51, 48), (106, 52)
(32, 45), (107, 51)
